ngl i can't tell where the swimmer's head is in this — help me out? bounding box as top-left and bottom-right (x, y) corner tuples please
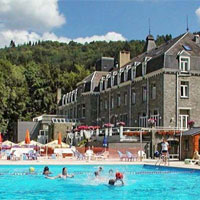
(98, 166), (103, 172)
(29, 167), (35, 173)
(109, 169), (113, 174)
(43, 166), (50, 175)
(109, 179), (115, 185)
(94, 171), (99, 177)
(62, 167), (67, 175)
(115, 172), (123, 180)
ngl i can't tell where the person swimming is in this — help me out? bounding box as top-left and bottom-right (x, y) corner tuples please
(108, 172), (124, 186)
(46, 167), (74, 179)
(43, 166), (51, 176)
(108, 169), (114, 177)
(94, 166), (103, 177)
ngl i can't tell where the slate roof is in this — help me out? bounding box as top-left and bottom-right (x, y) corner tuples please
(121, 33), (186, 68)
(180, 127), (200, 136)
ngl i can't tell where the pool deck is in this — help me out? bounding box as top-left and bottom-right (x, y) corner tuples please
(0, 158), (200, 170)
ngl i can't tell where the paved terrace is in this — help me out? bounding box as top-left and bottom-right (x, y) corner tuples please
(0, 158), (200, 170)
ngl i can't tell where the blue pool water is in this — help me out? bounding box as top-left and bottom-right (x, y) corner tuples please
(0, 164), (199, 200)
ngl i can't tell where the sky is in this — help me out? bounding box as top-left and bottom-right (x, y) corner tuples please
(0, 0), (200, 47)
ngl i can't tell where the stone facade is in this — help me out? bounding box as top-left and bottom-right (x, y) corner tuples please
(58, 32), (200, 131)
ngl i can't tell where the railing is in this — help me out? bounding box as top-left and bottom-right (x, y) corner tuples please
(139, 116), (148, 127)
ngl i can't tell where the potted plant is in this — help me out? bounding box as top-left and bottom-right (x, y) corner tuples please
(188, 120), (195, 128)
(148, 118), (156, 127)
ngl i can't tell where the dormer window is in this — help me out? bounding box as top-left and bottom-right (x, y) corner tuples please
(107, 77), (111, 88)
(179, 56), (190, 73)
(114, 74), (118, 86)
(142, 62), (147, 76)
(121, 71), (124, 83)
(132, 66), (136, 80)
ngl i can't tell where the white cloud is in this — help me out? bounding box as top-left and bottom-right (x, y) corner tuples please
(0, 30), (126, 48)
(0, 0), (65, 32)
(196, 7), (200, 22)
(74, 32), (126, 43)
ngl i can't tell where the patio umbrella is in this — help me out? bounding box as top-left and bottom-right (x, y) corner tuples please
(19, 140), (44, 147)
(2, 140), (15, 146)
(25, 129), (30, 144)
(58, 132), (62, 145)
(104, 123), (114, 128)
(78, 125), (89, 131)
(45, 140), (69, 148)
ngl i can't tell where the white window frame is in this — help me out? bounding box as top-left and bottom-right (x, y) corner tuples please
(180, 81), (189, 98)
(124, 93), (128, 106)
(132, 92), (136, 104)
(152, 84), (156, 100)
(105, 99), (108, 110)
(117, 94), (121, 107)
(111, 96), (114, 109)
(179, 56), (190, 72)
(139, 116), (148, 127)
(179, 114), (189, 130)
(142, 62), (147, 76)
(142, 86), (147, 102)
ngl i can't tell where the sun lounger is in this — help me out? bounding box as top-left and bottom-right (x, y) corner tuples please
(117, 151), (128, 161)
(73, 150), (85, 160)
(126, 151), (137, 161)
(184, 159), (199, 165)
(94, 151), (109, 160)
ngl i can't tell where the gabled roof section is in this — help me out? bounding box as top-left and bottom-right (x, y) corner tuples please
(119, 33), (187, 69)
(166, 32), (200, 56)
(77, 71), (108, 86)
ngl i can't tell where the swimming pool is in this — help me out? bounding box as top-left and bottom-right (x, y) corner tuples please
(0, 164), (199, 200)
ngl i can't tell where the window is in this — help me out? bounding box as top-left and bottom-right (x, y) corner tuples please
(117, 94), (121, 107)
(132, 92), (136, 104)
(183, 45), (191, 51)
(184, 139), (189, 151)
(142, 86), (147, 102)
(105, 99), (108, 110)
(139, 113), (147, 127)
(179, 57), (190, 72)
(121, 72), (124, 83)
(100, 100), (103, 111)
(150, 110), (160, 126)
(181, 81), (189, 98)
(82, 104), (86, 118)
(124, 93), (128, 106)
(151, 84), (156, 100)
(114, 74), (118, 85)
(111, 96), (114, 109)
(180, 114), (189, 129)
(142, 62), (147, 76)
(132, 67), (136, 80)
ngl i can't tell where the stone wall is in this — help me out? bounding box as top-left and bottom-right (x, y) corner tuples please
(52, 123), (73, 141)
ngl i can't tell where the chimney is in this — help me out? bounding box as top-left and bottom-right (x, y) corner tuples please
(119, 51), (130, 68)
(56, 88), (62, 105)
(144, 34), (156, 52)
(194, 34), (200, 44)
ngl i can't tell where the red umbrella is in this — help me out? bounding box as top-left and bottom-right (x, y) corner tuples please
(0, 132), (2, 143)
(93, 126), (100, 130)
(104, 123), (114, 128)
(25, 129), (30, 144)
(117, 122), (125, 126)
(78, 125), (89, 131)
(58, 132), (62, 145)
(88, 126), (95, 130)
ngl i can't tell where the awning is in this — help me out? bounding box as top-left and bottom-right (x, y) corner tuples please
(178, 127), (200, 136)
